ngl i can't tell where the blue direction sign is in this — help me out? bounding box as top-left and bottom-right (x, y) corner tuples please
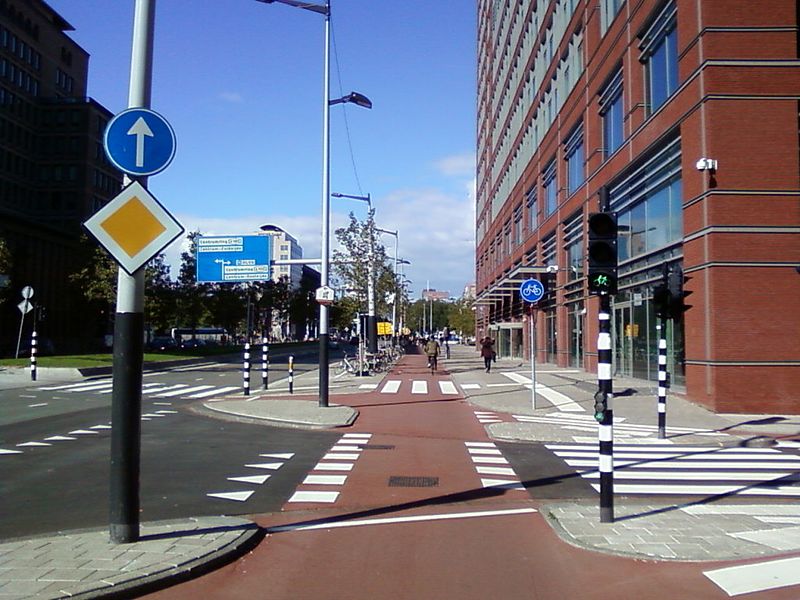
(104, 108), (176, 177)
(520, 278), (545, 303)
(196, 235), (272, 283)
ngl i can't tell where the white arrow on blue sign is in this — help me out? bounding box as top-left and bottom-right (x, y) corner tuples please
(103, 108), (176, 177)
(519, 278), (545, 303)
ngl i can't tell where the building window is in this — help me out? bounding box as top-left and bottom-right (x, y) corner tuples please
(565, 123), (584, 195)
(526, 185), (538, 232)
(601, 0), (625, 34)
(611, 138), (683, 262)
(640, 1), (679, 115)
(564, 212), (583, 282)
(599, 70), (624, 157)
(513, 205), (523, 246)
(543, 160), (557, 217)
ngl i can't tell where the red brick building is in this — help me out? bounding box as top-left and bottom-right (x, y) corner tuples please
(475, 0), (799, 413)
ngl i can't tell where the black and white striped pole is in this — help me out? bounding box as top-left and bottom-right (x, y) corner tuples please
(595, 293), (614, 523)
(30, 328), (37, 381)
(242, 342), (251, 396)
(262, 337), (269, 390)
(657, 317), (668, 439)
(288, 355), (294, 394)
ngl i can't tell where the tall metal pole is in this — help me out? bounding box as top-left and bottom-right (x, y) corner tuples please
(317, 0), (331, 407)
(366, 215), (377, 353)
(657, 317), (668, 438)
(392, 235), (398, 342)
(109, 0), (154, 544)
(597, 294), (614, 523)
(530, 306), (537, 410)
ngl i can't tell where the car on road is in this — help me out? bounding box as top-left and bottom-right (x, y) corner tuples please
(148, 336), (178, 351)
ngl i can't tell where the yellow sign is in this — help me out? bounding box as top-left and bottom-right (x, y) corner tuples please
(84, 180), (183, 275)
(377, 322), (393, 336)
(625, 324), (640, 337)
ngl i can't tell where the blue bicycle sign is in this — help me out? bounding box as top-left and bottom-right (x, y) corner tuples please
(519, 278), (545, 303)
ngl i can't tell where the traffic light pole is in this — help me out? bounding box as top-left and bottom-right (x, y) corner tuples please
(657, 316), (668, 439)
(597, 293), (614, 523)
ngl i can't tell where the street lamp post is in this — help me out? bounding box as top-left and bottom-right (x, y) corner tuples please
(375, 227), (398, 344)
(256, 0), (371, 408)
(332, 192), (376, 352)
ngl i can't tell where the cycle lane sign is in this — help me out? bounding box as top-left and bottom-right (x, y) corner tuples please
(519, 278), (545, 303)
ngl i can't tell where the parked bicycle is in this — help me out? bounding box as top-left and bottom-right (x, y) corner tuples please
(336, 353), (360, 376)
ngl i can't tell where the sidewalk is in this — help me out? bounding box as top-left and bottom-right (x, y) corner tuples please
(3, 345), (800, 598)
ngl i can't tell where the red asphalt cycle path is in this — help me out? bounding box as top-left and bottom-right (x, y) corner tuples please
(145, 352), (793, 599)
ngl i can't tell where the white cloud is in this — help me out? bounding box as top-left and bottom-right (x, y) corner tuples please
(432, 153), (476, 177)
(161, 186), (476, 299)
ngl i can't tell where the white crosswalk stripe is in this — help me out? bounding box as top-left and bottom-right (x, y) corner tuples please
(411, 381), (428, 394)
(514, 412), (730, 442)
(547, 442), (800, 498)
(37, 379), (241, 400)
(501, 373), (583, 411)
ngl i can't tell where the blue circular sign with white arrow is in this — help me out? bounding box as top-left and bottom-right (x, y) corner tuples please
(519, 278), (545, 303)
(103, 108), (176, 177)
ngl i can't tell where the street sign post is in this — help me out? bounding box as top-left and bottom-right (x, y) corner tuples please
(520, 278), (545, 409)
(84, 181), (184, 275)
(196, 236), (272, 283)
(315, 285), (335, 305)
(104, 108), (176, 177)
(15, 286), (34, 358)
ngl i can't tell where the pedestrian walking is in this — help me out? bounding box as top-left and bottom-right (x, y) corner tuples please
(480, 336), (495, 373)
(424, 336), (440, 373)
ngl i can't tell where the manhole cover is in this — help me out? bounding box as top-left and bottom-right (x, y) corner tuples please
(388, 476), (439, 488)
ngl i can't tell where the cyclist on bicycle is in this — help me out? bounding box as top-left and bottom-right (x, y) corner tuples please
(424, 336), (440, 372)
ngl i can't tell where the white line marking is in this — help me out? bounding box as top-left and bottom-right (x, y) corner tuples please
(460, 383), (481, 390)
(480, 478), (526, 490)
(28, 403), (48, 408)
(323, 453), (360, 460)
(470, 456), (509, 464)
(228, 475), (271, 484)
(704, 556), (800, 596)
(438, 381), (458, 395)
(359, 383), (379, 390)
(188, 386), (240, 399)
(1, 448), (24, 454)
(303, 475), (348, 485)
(269, 507), (538, 532)
(411, 381), (427, 394)
(244, 462), (284, 470)
(381, 380), (401, 393)
(581, 470), (796, 481)
(156, 385), (214, 397)
(289, 490), (340, 503)
(90, 424), (112, 430)
(467, 448), (502, 455)
(43, 436), (76, 441)
(342, 433), (372, 439)
(591, 483), (800, 496)
(314, 462), (354, 471)
(465, 442), (497, 447)
(260, 453), (295, 460)
(331, 445), (362, 452)
(476, 466), (516, 476)
(502, 372), (583, 411)
(207, 491), (254, 502)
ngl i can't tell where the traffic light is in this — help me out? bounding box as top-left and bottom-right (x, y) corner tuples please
(593, 390), (608, 422)
(587, 212), (618, 295)
(652, 284), (672, 319)
(667, 266), (692, 319)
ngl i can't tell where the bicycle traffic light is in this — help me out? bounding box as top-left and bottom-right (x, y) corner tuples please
(667, 266), (692, 320)
(593, 390), (608, 422)
(652, 284), (672, 319)
(587, 212), (618, 295)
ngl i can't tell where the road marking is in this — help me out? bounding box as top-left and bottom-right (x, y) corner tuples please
(313, 462), (354, 471)
(467, 447), (502, 455)
(476, 466), (516, 476)
(381, 380), (401, 394)
(323, 452), (360, 460)
(481, 478), (526, 490)
(269, 507), (538, 533)
(43, 436), (76, 441)
(461, 383), (481, 390)
(245, 462), (284, 470)
(1, 448), (24, 454)
(470, 456), (509, 464)
(465, 441), (497, 447)
(342, 433), (371, 440)
(143, 384), (187, 395)
(189, 386), (239, 399)
(595, 483), (800, 496)
(90, 424), (112, 430)
(228, 475), (271, 484)
(16, 441), (51, 447)
(502, 372), (583, 412)
(289, 490), (339, 503)
(359, 383), (379, 390)
(704, 556), (800, 596)
(331, 445), (362, 452)
(260, 453), (295, 460)
(207, 491), (254, 502)
(155, 384), (214, 397)
(438, 381), (458, 395)
(28, 403), (48, 408)
(303, 475), (348, 485)
(411, 381), (427, 394)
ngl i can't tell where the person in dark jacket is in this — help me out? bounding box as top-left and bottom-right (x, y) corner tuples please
(480, 336), (495, 373)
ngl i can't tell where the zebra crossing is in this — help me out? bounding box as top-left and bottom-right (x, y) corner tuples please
(359, 380), (462, 395)
(514, 411), (730, 443)
(547, 442), (800, 498)
(37, 378), (240, 400)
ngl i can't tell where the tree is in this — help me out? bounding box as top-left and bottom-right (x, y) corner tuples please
(332, 210), (397, 327)
(446, 298), (476, 338)
(175, 231), (211, 331)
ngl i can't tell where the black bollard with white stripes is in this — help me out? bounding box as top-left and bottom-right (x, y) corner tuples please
(30, 329), (37, 381)
(288, 355), (294, 394)
(596, 294), (614, 523)
(242, 342), (251, 396)
(657, 318), (668, 439)
(262, 337), (269, 390)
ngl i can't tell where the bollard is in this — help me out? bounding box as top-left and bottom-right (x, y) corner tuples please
(243, 342), (251, 396)
(30, 329), (37, 381)
(288, 355), (294, 394)
(262, 337), (269, 390)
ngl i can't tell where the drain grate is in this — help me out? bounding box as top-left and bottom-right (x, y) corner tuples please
(388, 476), (439, 488)
(361, 444), (396, 450)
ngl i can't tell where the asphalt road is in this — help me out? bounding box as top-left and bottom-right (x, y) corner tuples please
(0, 357), (339, 540)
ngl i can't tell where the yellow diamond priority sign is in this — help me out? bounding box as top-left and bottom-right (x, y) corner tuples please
(84, 180), (184, 275)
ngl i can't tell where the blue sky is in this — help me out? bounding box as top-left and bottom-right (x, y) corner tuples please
(48, 0), (477, 299)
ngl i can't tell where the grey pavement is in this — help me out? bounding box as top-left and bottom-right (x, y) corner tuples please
(3, 345), (800, 598)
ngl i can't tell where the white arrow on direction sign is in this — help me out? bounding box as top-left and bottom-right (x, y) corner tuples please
(127, 116), (154, 168)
